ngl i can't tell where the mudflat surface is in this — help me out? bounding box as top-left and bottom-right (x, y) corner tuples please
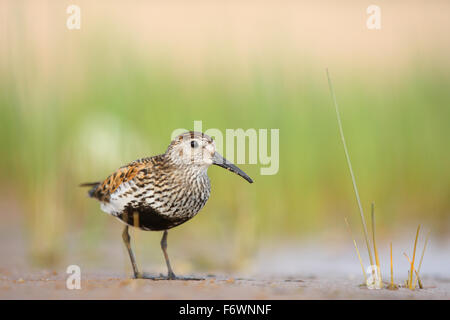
(1, 201), (449, 300)
(1, 270), (449, 300)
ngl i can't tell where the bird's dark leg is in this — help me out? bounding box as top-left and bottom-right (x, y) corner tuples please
(122, 225), (141, 279)
(161, 230), (176, 280)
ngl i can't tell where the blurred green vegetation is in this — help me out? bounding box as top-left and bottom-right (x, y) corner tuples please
(1, 30), (449, 268)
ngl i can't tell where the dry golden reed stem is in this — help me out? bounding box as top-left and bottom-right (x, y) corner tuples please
(409, 225), (420, 289)
(371, 203), (382, 283)
(387, 242), (398, 290)
(413, 229), (430, 289)
(327, 69), (374, 268)
(344, 217), (367, 283)
(414, 270), (423, 289)
(403, 253), (412, 264)
(403, 253), (412, 288)
(390, 242), (394, 286)
(406, 271), (410, 287)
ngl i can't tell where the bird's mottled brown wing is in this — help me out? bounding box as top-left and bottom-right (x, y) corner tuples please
(91, 156), (157, 202)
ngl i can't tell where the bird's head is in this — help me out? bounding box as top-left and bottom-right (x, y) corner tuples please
(166, 131), (253, 183)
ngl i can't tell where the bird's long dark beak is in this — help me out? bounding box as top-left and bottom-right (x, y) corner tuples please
(212, 152), (253, 183)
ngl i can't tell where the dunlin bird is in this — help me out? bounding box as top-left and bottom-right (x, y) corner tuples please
(81, 131), (253, 279)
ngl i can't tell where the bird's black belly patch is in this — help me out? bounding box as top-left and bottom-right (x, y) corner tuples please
(118, 205), (188, 231)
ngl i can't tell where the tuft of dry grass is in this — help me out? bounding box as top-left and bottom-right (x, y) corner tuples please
(328, 69), (430, 292)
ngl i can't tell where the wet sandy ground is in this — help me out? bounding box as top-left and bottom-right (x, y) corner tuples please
(1, 269), (449, 300)
(1, 230), (449, 299)
(1, 225), (449, 300)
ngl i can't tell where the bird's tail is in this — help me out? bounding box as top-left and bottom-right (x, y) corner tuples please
(79, 182), (100, 198)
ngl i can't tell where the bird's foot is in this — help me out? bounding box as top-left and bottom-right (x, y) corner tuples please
(167, 271), (177, 280)
(131, 271), (178, 280)
(133, 272), (158, 280)
(162, 273), (205, 281)
(131, 271), (204, 281)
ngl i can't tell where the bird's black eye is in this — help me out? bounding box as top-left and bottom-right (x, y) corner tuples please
(190, 140), (199, 148)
